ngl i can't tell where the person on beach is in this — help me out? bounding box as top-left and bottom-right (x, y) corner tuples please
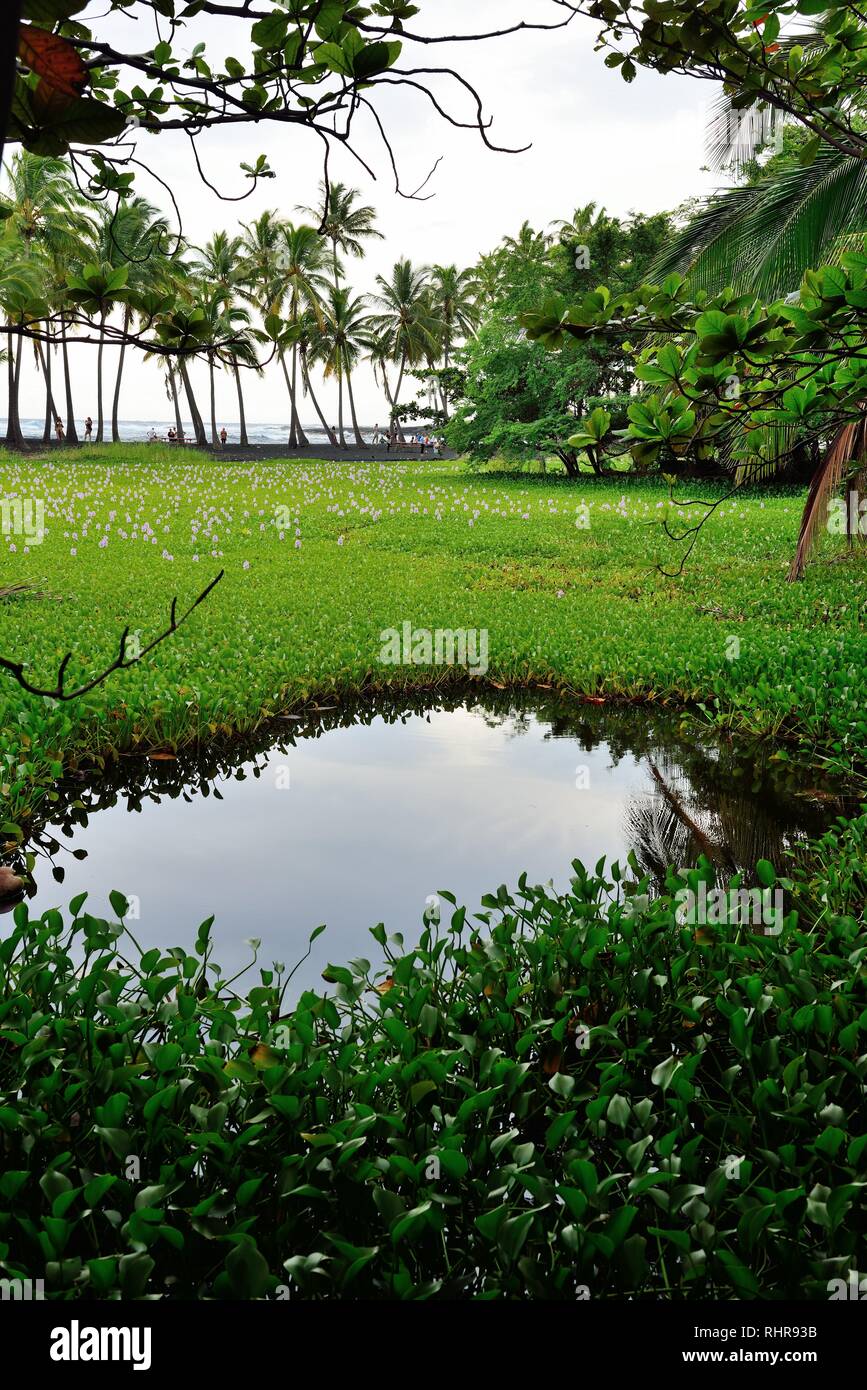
(167, 428), (177, 444)
(220, 427), (227, 447)
(55, 417), (65, 443)
(84, 417), (92, 441)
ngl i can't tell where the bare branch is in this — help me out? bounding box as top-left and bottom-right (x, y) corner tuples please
(0, 571), (224, 702)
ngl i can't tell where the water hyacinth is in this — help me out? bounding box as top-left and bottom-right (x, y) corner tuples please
(0, 444), (866, 835)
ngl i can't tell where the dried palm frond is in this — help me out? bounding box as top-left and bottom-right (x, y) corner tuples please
(788, 414), (867, 581)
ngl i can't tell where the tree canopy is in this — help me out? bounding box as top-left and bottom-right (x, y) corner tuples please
(3, 1), (583, 203)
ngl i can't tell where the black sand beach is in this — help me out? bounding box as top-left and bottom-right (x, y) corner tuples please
(9, 438), (457, 463)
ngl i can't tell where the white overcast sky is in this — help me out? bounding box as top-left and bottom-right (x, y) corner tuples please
(17, 0), (722, 429)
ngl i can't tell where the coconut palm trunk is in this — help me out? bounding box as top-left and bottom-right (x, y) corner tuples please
(346, 368), (367, 449)
(393, 350), (408, 443)
(279, 350), (299, 447)
(167, 365), (185, 442)
(232, 361), (249, 447)
(4, 326), (26, 449)
(337, 356), (348, 449)
(291, 343), (309, 447)
(60, 312), (78, 443)
(301, 351), (337, 446)
(111, 305), (131, 442)
(208, 351), (218, 446)
(441, 337), (452, 422)
(36, 338), (57, 443)
(179, 359), (207, 445)
(95, 308), (108, 442)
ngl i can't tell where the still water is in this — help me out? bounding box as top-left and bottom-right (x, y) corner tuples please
(16, 694), (843, 992)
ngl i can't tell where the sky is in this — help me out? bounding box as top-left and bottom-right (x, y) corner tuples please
(16, 0), (722, 431)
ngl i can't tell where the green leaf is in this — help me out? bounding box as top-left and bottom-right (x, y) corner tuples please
(756, 860), (776, 888)
(226, 1239), (270, 1298)
(22, 0), (89, 19)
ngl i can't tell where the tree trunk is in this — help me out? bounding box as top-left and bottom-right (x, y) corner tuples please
(393, 351), (408, 443)
(208, 351), (218, 446)
(4, 325), (26, 449)
(441, 339), (451, 421)
(337, 357), (347, 449)
(301, 352), (337, 446)
(346, 368), (367, 449)
(96, 309), (107, 442)
(179, 358), (207, 445)
(111, 305), (131, 443)
(291, 341), (308, 447)
(279, 349), (298, 447)
(378, 361), (396, 421)
(60, 311), (78, 443)
(36, 337), (57, 444)
(167, 365), (184, 442)
(232, 360), (249, 447)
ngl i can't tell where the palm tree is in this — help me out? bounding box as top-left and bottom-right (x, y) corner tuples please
(299, 183), (382, 446)
(300, 181), (382, 291)
(196, 293), (253, 446)
(429, 264), (479, 419)
(473, 251), (504, 302)
(271, 222), (330, 447)
(0, 238), (46, 448)
(650, 141), (867, 300)
(1, 152), (94, 442)
(370, 259), (439, 438)
(153, 303), (210, 445)
(293, 311), (336, 446)
(105, 199), (171, 441)
(87, 202), (171, 442)
(311, 286), (373, 449)
(189, 230), (253, 445)
(644, 101), (867, 579)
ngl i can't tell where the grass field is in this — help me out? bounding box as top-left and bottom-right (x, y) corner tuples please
(2, 444), (866, 828)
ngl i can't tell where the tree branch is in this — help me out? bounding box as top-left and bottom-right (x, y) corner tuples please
(0, 571), (224, 702)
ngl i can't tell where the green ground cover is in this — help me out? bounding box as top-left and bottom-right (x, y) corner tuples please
(2, 446), (867, 1302)
(1, 446), (866, 833)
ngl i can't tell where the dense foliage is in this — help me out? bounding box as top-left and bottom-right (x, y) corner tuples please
(448, 209), (671, 472)
(1, 821), (865, 1300)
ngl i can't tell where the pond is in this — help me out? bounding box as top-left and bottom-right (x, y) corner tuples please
(8, 693), (849, 993)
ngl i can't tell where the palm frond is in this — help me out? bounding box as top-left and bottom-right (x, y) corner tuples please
(788, 414), (867, 581)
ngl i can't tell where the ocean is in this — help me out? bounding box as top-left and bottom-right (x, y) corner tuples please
(6, 419), (389, 445)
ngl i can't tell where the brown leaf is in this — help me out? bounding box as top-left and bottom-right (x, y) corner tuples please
(375, 976), (395, 995)
(18, 25), (88, 100)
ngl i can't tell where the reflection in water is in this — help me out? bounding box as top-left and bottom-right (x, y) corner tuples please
(4, 692), (851, 991)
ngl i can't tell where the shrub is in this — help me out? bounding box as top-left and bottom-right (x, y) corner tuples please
(1, 848), (865, 1300)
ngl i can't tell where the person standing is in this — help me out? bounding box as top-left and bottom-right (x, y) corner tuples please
(55, 417), (65, 443)
(84, 416), (93, 441)
(220, 427), (227, 447)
